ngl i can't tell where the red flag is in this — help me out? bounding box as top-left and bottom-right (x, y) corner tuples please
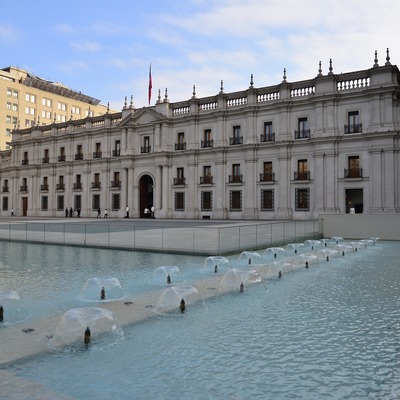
(148, 63), (152, 105)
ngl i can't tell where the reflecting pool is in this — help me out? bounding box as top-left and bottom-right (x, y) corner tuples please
(2, 240), (400, 399)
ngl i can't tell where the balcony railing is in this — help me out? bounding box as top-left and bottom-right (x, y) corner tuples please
(200, 176), (213, 184)
(173, 177), (186, 186)
(141, 146), (151, 154)
(40, 184), (49, 191)
(42, 157), (50, 164)
(58, 155), (66, 162)
(21, 159), (29, 165)
(73, 183), (82, 190)
(344, 168), (363, 178)
(93, 152), (102, 159)
(20, 185), (28, 192)
(294, 130), (310, 139)
(75, 154), (84, 160)
(175, 143), (187, 151)
(112, 149), (121, 157)
(260, 172), (275, 182)
(230, 136), (243, 145)
(2, 186), (9, 193)
(260, 133), (275, 142)
(91, 182), (101, 189)
(201, 140), (213, 148)
(344, 124), (362, 134)
(294, 171), (310, 180)
(56, 183), (65, 190)
(229, 175), (243, 183)
(111, 180), (121, 188)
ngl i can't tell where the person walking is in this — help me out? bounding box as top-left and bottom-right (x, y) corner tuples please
(125, 205), (129, 218)
(77, 208), (81, 218)
(104, 208), (108, 218)
(97, 207), (101, 218)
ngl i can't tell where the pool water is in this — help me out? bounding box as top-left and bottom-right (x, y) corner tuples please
(3, 241), (400, 399)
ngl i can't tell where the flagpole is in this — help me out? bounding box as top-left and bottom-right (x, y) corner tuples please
(148, 63), (152, 105)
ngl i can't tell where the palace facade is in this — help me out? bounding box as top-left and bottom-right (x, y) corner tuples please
(1, 51), (399, 219)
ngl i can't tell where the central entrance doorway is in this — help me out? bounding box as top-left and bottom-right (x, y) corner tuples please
(139, 175), (154, 218)
(345, 189), (363, 213)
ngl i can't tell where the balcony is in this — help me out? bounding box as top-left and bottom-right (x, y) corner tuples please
(200, 175), (213, 184)
(229, 175), (243, 183)
(230, 136), (243, 145)
(2, 186), (9, 193)
(141, 146), (151, 154)
(173, 177), (186, 186)
(20, 185), (28, 192)
(294, 130), (310, 139)
(40, 184), (49, 191)
(75, 154), (84, 161)
(58, 155), (66, 162)
(111, 180), (121, 188)
(260, 133), (275, 142)
(260, 172), (275, 182)
(344, 124), (362, 134)
(201, 140), (213, 148)
(175, 142), (186, 151)
(112, 149), (121, 157)
(344, 168), (363, 178)
(42, 157), (50, 164)
(56, 183), (65, 190)
(73, 182), (82, 190)
(91, 182), (101, 189)
(21, 159), (29, 166)
(93, 152), (102, 159)
(294, 171), (310, 181)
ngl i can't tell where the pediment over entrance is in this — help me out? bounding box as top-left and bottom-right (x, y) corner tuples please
(119, 107), (169, 127)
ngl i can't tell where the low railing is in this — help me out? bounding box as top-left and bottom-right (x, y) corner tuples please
(0, 220), (321, 255)
(344, 168), (363, 179)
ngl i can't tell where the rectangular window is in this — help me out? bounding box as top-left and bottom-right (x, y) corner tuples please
(6, 88), (12, 97)
(202, 129), (213, 147)
(201, 191), (212, 211)
(230, 164), (242, 183)
(295, 188), (310, 211)
(57, 115), (67, 122)
(42, 98), (52, 107)
(74, 195), (82, 211)
(92, 194), (101, 210)
(57, 102), (67, 111)
(6, 102), (11, 110)
(261, 161), (273, 182)
(6, 115), (11, 124)
(295, 159), (309, 180)
(112, 193), (121, 211)
(230, 126), (242, 145)
(262, 122), (274, 141)
(174, 167), (185, 185)
(6, 129), (11, 137)
(12, 103), (18, 112)
(72, 106), (81, 115)
(13, 90), (18, 98)
(175, 132), (186, 150)
(346, 111), (361, 133)
(261, 189), (274, 211)
(25, 93), (36, 103)
(230, 190), (242, 211)
(2, 196), (8, 211)
(346, 156), (361, 178)
(113, 140), (121, 156)
(296, 117), (309, 138)
(57, 195), (64, 211)
(175, 192), (185, 211)
(41, 196), (48, 211)
(141, 136), (151, 153)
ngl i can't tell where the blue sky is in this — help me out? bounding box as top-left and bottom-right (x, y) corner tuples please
(1, 0), (398, 110)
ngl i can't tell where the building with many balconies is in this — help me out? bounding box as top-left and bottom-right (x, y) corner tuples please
(0, 66), (110, 150)
(1, 50), (399, 219)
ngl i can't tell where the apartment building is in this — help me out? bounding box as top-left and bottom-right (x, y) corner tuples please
(0, 52), (399, 219)
(0, 66), (109, 150)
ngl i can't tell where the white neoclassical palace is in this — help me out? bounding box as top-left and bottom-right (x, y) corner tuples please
(1, 50), (399, 219)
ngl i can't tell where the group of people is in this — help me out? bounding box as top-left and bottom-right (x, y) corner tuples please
(65, 207), (81, 218)
(144, 205), (155, 218)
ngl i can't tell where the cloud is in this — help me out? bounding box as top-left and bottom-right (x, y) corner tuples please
(70, 41), (103, 53)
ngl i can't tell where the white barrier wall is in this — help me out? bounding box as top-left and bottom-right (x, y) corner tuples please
(322, 214), (400, 241)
